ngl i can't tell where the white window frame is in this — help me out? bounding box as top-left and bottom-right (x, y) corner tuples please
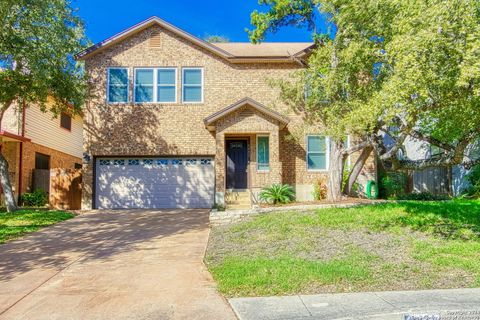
(182, 67), (204, 104)
(133, 68), (155, 103)
(107, 67), (129, 104)
(306, 135), (330, 172)
(133, 67), (178, 103)
(157, 67), (177, 103)
(256, 135), (270, 172)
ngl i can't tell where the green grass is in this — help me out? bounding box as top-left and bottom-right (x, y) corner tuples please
(0, 209), (75, 244)
(206, 200), (480, 296)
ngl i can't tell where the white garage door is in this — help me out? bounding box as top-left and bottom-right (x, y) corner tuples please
(95, 157), (214, 209)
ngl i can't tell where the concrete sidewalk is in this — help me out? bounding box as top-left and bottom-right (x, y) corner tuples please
(229, 288), (480, 320)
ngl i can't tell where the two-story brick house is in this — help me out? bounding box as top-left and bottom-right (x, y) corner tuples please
(77, 16), (376, 210)
(0, 98), (83, 201)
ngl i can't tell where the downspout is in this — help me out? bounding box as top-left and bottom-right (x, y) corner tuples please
(18, 101), (26, 197)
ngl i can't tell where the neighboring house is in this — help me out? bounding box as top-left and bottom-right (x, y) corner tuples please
(0, 99), (83, 201)
(76, 16), (376, 210)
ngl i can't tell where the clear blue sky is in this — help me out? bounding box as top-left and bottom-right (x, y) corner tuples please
(75, 0), (329, 44)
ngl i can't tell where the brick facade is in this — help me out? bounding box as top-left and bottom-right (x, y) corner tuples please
(1, 141), (81, 200)
(82, 22), (377, 209)
(20, 142), (82, 194)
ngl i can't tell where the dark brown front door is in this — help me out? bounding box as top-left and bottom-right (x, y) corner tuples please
(226, 140), (248, 189)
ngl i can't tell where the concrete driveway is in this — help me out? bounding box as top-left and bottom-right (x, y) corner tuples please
(0, 209), (235, 320)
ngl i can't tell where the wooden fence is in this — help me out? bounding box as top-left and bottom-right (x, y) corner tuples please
(413, 167), (450, 195)
(49, 168), (82, 210)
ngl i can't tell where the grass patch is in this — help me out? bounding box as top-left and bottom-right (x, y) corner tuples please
(210, 250), (374, 296)
(0, 209), (75, 244)
(206, 200), (480, 296)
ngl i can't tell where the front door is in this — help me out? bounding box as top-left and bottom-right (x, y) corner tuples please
(226, 140), (248, 189)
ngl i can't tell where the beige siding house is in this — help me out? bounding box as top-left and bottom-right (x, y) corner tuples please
(77, 16), (376, 210)
(0, 100), (83, 199)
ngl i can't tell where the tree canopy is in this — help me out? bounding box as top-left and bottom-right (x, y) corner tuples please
(249, 0), (480, 170)
(0, 0), (88, 117)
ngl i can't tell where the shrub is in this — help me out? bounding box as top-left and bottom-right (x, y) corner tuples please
(396, 192), (450, 201)
(462, 165), (480, 198)
(312, 179), (328, 201)
(259, 184), (295, 205)
(379, 172), (407, 199)
(20, 189), (48, 207)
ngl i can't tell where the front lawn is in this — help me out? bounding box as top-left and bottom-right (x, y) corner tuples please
(205, 200), (480, 297)
(0, 209), (75, 244)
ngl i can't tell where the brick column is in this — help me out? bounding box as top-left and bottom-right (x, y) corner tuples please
(214, 132), (226, 206)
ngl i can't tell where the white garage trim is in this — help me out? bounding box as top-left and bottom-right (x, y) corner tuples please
(95, 157), (214, 209)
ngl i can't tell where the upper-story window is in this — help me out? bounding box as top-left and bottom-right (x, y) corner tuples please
(134, 69), (154, 103)
(134, 68), (177, 103)
(60, 113), (72, 131)
(182, 68), (203, 103)
(307, 135), (329, 171)
(157, 68), (177, 102)
(107, 68), (129, 103)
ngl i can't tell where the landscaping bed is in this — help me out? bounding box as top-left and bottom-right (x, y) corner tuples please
(206, 200), (480, 297)
(0, 209), (75, 244)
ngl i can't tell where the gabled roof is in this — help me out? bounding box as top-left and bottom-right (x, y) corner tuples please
(204, 97), (289, 131)
(75, 16), (315, 63)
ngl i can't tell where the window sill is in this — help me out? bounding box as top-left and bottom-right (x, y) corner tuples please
(307, 169), (329, 173)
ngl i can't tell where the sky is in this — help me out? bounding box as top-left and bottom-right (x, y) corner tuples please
(75, 0), (330, 44)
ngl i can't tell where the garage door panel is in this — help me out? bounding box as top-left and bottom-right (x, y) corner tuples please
(95, 157), (214, 209)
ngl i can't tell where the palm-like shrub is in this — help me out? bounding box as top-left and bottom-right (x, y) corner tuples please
(259, 184), (295, 205)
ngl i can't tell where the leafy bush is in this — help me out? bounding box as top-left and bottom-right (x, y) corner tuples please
(379, 172), (407, 199)
(260, 184), (295, 205)
(20, 189), (48, 207)
(462, 165), (480, 198)
(312, 179), (328, 201)
(396, 192), (450, 201)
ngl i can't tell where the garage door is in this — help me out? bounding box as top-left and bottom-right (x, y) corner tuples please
(95, 157), (214, 209)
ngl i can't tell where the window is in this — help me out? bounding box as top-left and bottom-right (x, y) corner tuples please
(182, 68), (203, 103)
(107, 68), (129, 103)
(257, 136), (270, 171)
(134, 68), (177, 103)
(134, 69), (154, 102)
(60, 113), (72, 131)
(35, 153), (50, 170)
(157, 68), (176, 102)
(307, 135), (328, 171)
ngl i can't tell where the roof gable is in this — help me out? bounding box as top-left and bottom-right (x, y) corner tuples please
(204, 97), (289, 131)
(76, 16), (314, 63)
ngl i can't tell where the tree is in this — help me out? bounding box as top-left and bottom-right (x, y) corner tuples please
(204, 35), (230, 43)
(0, 0), (88, 211)
(248, 0), (480, 201)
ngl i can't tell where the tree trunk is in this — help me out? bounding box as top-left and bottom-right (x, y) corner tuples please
(344, 146), (374, 196)
(0, 151), (17, 212)
(327, 139), (345, 202)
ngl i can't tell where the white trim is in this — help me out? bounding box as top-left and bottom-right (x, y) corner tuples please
(182, 67), (204, 104)
(156, 67), (177, 103)
(306, 135), (329, 172)
(256, 134), (270, 172)
(107, 67), (129, 104)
